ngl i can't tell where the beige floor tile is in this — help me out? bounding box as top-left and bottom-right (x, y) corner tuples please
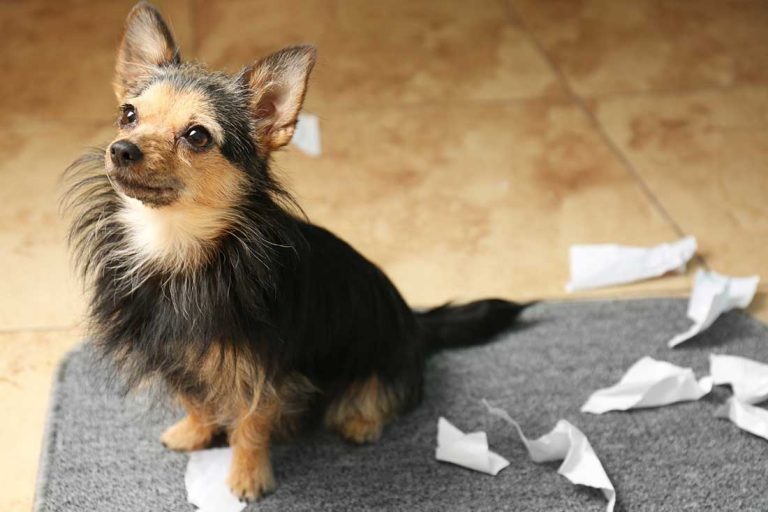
(0, 327), (81, 512)
(594, 86), (768, 279)
(751, 289), (768, 324)
(509, 0), (768, 96)
(0, 121), (115, 331)
(0, 0), (193, 124)
(273, 99), (682, 306)
(194, 0), (565, 108)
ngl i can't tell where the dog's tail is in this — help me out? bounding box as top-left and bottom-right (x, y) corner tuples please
(415, 299), (534, 352)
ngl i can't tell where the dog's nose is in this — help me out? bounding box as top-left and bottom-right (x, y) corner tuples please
(110, 139), (143, 168)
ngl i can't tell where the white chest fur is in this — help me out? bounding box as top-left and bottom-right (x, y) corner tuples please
(118, 196), (229, 272)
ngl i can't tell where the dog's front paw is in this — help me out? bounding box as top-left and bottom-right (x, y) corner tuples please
(340, 415), (383, 444)
(227, 459), (276, 502)
(160, 416), (215, 451)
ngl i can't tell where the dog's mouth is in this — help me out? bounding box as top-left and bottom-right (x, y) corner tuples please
(111, 174), (181, 207)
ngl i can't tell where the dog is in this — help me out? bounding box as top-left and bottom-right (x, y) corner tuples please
(62, 2), (529, 501)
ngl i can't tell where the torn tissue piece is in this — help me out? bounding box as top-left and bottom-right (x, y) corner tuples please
(715, 397), (768, 441)
(581, 357), (712, 414)
(291, 112), (321, 157)
(566, 236), (696, 292)
(482, 400), (615, 512)
(668, 270), (760, 348)
(435, 417), (510, 475)
(185, 448), (245, 512)
(710, 354), (768, 405)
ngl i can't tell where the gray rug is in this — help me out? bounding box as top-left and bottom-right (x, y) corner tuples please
(35, 299), (768, 512)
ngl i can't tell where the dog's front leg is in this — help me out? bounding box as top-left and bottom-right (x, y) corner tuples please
(161, 395), (218, 451)
(227, 403), (278, 501)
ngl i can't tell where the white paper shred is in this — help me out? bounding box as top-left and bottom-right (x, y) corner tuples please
(566, 236), (697, 292)
(482, 400), (615, 512)
(291, 112), (321, 157)
(715, 397), (768, 441)
(581, 357), (712, 414)
(435, 417), (510, 475)
(668, 270), (760, 348)
(710, 354), (768, 405)
(185, 448), (245, 512)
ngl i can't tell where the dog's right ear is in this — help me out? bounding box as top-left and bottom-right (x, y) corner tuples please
(240, 45), (317, 153)
(114, 2), (179, 100)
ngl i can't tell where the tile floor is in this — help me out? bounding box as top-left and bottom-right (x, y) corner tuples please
(1, 1), (766, 510)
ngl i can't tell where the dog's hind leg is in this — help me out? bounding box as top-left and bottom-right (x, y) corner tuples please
(324, 374), (402, 444)
(160, 395), (219, 451)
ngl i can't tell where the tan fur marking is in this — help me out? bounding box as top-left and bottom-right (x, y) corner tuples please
(181, 344), (270, 423)
(159, 344), (318, 499)
(128, 83), (224, 145)
(325, 375), (399, 444)
(113, 82), (246, 272)
(227, 401), (280, 501)
(160, 396), (218, 451)
(177, 344), (315, 431)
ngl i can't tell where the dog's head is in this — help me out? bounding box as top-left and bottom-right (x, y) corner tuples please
(107, 2), (315, 209)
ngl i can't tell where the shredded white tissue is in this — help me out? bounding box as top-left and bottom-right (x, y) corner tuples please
(435, 417), (510, 475)
(566, 236), (696, 292)
(668, 270), (760, 348)
(715, 397), (768, 441)
(482, 400), (615, 512)
(185, 448), (245, 512)
(291, 112), (321, 157)
(581, 357), (712, 414)
(710, 354), (768, 405)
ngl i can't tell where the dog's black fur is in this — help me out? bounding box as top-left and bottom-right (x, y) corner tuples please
(65, 145), (528, 415)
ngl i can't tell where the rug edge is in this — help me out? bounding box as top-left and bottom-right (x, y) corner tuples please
(33, 343), (84, 512)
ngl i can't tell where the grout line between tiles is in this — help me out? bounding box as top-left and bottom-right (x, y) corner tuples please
(501, 1), (709, 272)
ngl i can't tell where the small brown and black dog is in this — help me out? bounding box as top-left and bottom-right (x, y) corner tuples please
(63, 2), (528, 501)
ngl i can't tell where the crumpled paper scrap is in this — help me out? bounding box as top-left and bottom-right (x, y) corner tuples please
(185, 448), (245, 512)
(482, 400), (615, 512)
(715, 397), (768, 441)
(291, 112), (321, 157)
(710, 354), (768, 405)
(668, 270), (760, 348)
(581, 357), (712, 414)
(566, 236), (696, 292)
(435, 417), (510, 475)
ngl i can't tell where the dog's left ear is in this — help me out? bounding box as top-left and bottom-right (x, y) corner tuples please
(114, 2), (179, 100)
(241, 45), (317, 152)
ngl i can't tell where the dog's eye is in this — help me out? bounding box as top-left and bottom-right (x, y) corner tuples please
(183, 126), (212, 149)
(119, 105), (138, 127)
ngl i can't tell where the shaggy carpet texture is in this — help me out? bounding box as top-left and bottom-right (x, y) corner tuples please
(35, 299), (768, 511)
